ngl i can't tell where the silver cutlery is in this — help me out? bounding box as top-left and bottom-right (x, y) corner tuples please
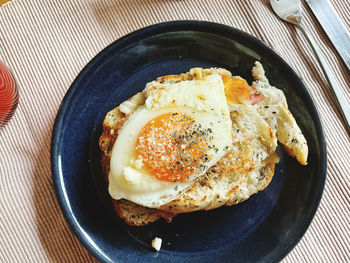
(270, 0), (350, 132)
(305, 0), (350, 72)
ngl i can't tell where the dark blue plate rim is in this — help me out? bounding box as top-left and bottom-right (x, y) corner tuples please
(51, 20), (327, 262)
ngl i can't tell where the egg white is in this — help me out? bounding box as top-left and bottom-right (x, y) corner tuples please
(144, 73), (231, 126)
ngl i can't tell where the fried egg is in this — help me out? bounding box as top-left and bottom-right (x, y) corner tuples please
(108, 73), (232, 208)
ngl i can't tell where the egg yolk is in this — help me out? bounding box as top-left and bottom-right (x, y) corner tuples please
(136, 112), (211, 182)
(222, 75), (265, 105)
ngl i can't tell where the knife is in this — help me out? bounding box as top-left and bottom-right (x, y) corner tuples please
(305, 0), (350, 72)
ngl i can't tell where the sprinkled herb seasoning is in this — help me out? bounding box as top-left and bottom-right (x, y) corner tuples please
(136, 112), (220, 183)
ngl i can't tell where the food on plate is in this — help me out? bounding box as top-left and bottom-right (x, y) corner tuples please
(151, 237), (162, 251)
(107, 70), (233, 209)
(252, 63), (308, 165)
(99, 62), (308, 226)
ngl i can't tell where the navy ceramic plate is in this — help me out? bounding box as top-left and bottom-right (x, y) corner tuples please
(51, 21), (326, 263)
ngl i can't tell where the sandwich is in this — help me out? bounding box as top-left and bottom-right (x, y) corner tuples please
(99, 62), (308, 226)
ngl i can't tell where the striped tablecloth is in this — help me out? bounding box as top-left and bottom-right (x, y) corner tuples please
(0, 0), (349, 262)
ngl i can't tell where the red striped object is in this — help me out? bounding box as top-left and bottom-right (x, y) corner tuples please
(0, 62), (18, 127)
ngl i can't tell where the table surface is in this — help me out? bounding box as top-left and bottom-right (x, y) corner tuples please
(0, 0), (349, 262)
